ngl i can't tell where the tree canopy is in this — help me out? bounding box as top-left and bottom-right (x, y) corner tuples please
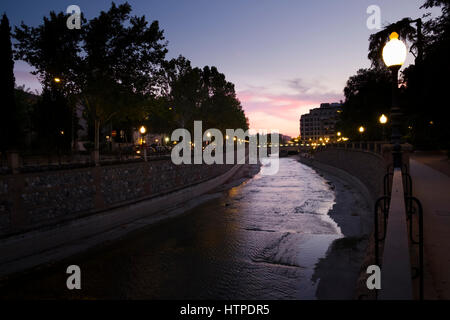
(0, 13), (19, 152)
(12, 2), (249, 154)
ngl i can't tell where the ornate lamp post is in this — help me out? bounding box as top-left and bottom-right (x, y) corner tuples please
(382, 32), (407, 168)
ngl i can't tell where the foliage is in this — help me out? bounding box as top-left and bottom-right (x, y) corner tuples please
(338, 68), (392, 141)
(0, 14), (19, 151)
(13, 2), (249, 153)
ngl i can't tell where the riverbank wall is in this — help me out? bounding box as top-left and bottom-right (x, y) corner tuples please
(0, 159), (239, 237)
(298, 148), (386, 206)
(0, 157), (254, 278)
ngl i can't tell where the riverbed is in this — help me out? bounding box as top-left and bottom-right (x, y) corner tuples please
(0, 157), (370, 299)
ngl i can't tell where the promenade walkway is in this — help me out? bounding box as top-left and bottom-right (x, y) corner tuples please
(410, 152), (450, 299)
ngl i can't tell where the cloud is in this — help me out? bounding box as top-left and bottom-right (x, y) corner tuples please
(237, 78), (343, 137)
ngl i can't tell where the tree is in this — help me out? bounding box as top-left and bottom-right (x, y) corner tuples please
(14, 2), (168, 158)
(165, 58), (248, 134)
(0, 13), (19, 152)
(32, 88), (73, 152)
(338, 68), (392, 141)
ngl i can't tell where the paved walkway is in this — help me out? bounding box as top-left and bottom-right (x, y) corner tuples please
(410, 154), (450, 299)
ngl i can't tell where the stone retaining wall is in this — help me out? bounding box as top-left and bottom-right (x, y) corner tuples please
(0, 159), (234, 236)
(311, 148), (387, 203)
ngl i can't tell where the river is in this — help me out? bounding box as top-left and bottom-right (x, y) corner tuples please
(0, 157), (353, 299)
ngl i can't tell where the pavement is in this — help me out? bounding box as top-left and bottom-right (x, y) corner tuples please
(409, 152), (450, 299)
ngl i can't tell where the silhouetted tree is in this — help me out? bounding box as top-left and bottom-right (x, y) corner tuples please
(165, 58), (248, 133)
(14, 2), (168, 154)
(0, 13), (19, 152)
(338, 68), (392, 141)
(32, 88), (73, 152)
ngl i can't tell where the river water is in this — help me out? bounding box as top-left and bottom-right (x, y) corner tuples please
(0, 157), (347, 299)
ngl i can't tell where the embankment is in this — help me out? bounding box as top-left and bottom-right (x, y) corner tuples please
(0, 158), (255, 278)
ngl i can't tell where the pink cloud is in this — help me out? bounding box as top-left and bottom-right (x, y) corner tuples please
(237, 88), (342, 137)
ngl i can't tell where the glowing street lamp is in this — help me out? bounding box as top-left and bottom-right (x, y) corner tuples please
(383, 32), (407, 167)
(379, 114), (388, 125)
(139, 125), (147, 148)
(54, 77), (61, 83)
(358, 126), (365, 141)
(379, 114), (388, 142)
(382, 32), (407, 68)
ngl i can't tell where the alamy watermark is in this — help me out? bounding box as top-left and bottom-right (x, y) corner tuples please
(66, 5), (81, 30)
(366, 5), (381, 30)
(169, 121), (280, 176)
(66, 265), (81, 290)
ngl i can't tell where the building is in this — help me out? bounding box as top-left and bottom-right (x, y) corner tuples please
(299, 103), (342, 142)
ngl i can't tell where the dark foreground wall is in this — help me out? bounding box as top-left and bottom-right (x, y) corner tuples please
(0, 160), (235, 236)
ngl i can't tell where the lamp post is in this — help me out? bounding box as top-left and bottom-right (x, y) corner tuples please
(358, 126), (365, 141)
(382, 32), (407, 168)
(139, 125), (147, 161)
(379, 114), (388, 142)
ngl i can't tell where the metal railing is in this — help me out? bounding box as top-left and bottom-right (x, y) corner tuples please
(375, 164), (424, 300)
(313, 141), (385, 155)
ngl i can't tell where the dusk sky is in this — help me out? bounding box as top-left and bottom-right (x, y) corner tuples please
(2, 0), (437, 137)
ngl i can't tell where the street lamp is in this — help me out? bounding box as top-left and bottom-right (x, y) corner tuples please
(358, 126), (365, 141)
(54, 77), (61, 83)
(379, 114), (388, 142)
(139, 125), (147, 161)
(383, 32), (407, 168)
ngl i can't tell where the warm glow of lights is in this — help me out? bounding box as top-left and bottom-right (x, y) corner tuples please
(165, 137), (169, 142)
(139, 126), (146, 134)
(379, 114), (388, 124)
(233, 137), (237, 141)
(225, 135), (229, 140)
(359, 126), (365, 133)
(54, 77), (61, 83)
(382, 32), (407, 67)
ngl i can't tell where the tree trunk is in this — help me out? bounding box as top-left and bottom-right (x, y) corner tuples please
(93, 118), (100, 165)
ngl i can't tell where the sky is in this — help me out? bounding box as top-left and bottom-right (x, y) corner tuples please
(1, 0), (439, 137)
